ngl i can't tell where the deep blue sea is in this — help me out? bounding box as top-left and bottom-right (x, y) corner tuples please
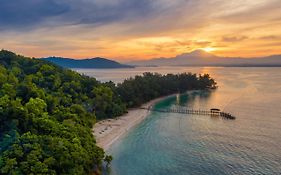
(77, 67), (281, 175)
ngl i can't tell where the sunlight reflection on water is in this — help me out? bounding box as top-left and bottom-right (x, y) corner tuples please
(76, 67), (281, 175)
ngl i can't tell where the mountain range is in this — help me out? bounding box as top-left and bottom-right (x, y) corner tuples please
(42, 57), (134, 69)
(128, 50), (281, 67)
(42, 50), (281, 68)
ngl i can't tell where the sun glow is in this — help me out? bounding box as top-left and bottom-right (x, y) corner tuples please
(201, 47), (216, 52)
(0, 0), (280, 59)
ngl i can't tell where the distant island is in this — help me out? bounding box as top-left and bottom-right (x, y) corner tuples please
(128, 50), (281, 67)
(42, 57), (134, 69)
(40, 50), (281, 68)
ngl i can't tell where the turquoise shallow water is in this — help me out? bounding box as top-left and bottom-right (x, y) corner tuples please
(77, 67), (281, 175)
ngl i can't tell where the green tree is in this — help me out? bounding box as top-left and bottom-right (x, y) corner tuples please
(25, 98), (47, 116)
(0, 50), (216, 174)
(104, 155), (113, 167)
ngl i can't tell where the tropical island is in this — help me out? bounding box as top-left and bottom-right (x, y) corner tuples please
(0, 50), (216, 174)
(42, 57), (134, 69)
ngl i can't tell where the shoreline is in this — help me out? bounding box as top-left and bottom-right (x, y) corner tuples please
(92, 94), (176, 151)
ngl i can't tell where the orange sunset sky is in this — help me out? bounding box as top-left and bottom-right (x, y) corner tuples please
(0, 0), (281, 61)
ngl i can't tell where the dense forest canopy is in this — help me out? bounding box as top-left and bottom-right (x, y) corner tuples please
(0, 50), (216, 174)
(117, 72), (216, 108)
(0, 50), (125, 174)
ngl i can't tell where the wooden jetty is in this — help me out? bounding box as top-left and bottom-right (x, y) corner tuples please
(140, 106), (235, 120)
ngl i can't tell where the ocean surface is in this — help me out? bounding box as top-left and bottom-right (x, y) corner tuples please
(76, 67), (281, 175)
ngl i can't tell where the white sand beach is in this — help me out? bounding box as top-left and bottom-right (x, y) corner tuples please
(92, 94), (175, 151)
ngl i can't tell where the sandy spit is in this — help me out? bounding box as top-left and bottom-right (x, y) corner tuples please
(92, 94), (176, 151)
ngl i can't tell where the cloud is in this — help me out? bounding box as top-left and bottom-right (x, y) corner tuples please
(0, 0), (194, 31)
(0, 0), (220, 38)
(0, 0), (154, 30)
(193, 41), (212, 47)
(258, 35), (281, 40)
(0, 0), (280, 59)
(135, 38), (213, 53)
(222, 36), (248, 42)
(0, 0), (69, 30)
(216, 0), (281, 24)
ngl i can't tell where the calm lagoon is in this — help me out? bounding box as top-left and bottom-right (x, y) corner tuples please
(76, 67), (281, 175)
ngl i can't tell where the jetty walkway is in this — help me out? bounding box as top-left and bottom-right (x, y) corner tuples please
(140, 106), (236, 120)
